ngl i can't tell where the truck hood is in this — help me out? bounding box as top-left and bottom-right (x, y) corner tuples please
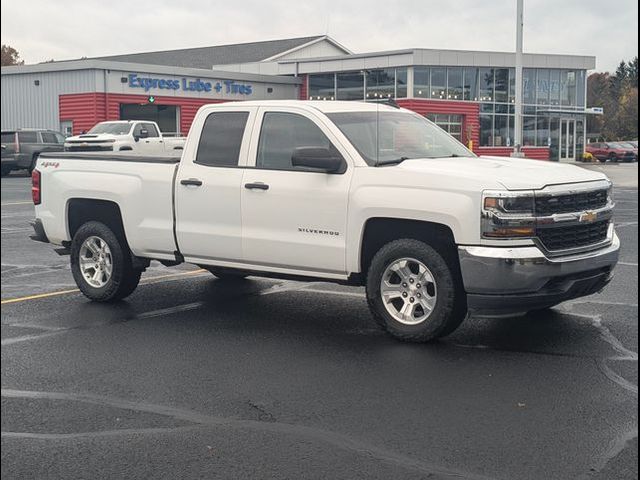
(396, 156), (608, 190)
(65, 134), (120, 142)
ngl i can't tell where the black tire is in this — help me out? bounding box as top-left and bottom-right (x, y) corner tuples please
(608, 153), (617, 163)
(70, 221), (141, 302)
(366, 239), (468, 342)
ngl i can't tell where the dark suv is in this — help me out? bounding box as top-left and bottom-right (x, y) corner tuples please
(1, 129), (66, 176)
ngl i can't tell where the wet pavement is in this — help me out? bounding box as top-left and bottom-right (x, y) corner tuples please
(1, 167), (638, 480)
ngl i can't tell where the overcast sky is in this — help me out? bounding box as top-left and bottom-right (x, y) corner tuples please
(1, 0), (637, 72)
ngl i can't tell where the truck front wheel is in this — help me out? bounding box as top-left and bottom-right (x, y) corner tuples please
(366, 239), (467, 342)
(70, 221), (141, 302)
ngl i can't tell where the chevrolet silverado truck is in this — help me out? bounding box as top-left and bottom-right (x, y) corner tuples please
(64, 120), (185, 155)
(31, 101), (620, 342)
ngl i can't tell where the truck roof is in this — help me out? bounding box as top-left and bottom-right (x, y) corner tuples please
(205, 100), (405, 114)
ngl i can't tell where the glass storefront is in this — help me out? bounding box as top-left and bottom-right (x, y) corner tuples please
(309, 68), (408, 101)
(308, 65), (587, 159)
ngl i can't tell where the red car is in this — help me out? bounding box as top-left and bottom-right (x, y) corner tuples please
(585, 142), (637, 163)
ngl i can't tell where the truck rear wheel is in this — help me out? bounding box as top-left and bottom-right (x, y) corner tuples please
(366, 239), (467, 342)
(70, 221), (141, 302)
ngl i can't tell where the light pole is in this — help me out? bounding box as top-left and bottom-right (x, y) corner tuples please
(512, 0), (525, 157)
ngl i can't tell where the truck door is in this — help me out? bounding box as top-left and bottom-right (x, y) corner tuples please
(240, 107), (353, 276)
(139, 123), (164, 154)
(174, 107), (257, 263)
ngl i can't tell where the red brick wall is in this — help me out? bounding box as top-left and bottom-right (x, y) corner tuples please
(397, 99), (480, 149)
(476, 146), (550, 161)
(59, 93), (227, 136)
(298, 75), (308, 100)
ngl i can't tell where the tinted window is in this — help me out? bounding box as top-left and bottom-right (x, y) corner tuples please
(41, 132), (57, 143)
(195, 112), (249, 167)
(257, 113), (333, 170)
(1, 132), (15, 144)
(18, 132), (39, 143)
(143, 123), (159, 138)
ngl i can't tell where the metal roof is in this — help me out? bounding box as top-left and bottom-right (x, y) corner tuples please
(91, 36), (327, 69)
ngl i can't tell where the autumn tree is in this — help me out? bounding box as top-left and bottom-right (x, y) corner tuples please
(1, 45), (24, 66)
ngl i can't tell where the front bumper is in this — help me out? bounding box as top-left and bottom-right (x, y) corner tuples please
(458, 233), (620, 315)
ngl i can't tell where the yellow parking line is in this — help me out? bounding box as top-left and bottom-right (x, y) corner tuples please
(0, 269), (207, 305)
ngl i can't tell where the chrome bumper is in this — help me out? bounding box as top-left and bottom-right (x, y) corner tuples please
(458, 233), (620, 314)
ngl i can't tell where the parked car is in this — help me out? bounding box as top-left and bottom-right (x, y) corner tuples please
(619, 142), (638, 161)
(0, 129), (66, 176)
(64, 120), (185, 155)
(31, 101), (619, 342)
(585, 142), (636, 163)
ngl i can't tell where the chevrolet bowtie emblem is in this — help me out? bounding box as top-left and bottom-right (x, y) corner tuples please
(579, 211), (598, 223)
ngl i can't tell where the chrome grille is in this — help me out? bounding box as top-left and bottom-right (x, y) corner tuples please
(537, 220), (610, 252)
(535, 189), (608, 215)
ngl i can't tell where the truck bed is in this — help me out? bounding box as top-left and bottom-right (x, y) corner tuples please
(40, 152), (181, 164)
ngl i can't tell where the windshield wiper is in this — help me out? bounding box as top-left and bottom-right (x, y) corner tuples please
(376, 157), (411, 167)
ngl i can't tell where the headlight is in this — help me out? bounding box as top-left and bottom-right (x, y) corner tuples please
(482, 190), (536, 239)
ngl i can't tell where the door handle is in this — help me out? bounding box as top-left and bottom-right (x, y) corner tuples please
(244, 182), (269, 191)
(180, 178), (203, 187)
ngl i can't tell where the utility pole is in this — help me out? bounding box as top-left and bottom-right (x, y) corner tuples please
(512, 0), (525, 157)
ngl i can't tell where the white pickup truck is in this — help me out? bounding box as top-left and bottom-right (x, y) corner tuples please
(31, 101), (620, 342)
(64, 120), (185, 155)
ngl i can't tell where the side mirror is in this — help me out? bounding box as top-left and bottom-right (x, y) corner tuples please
(291, 147), (345, 173)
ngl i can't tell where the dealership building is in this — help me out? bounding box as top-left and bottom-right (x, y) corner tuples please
(1, 35), (596, 161)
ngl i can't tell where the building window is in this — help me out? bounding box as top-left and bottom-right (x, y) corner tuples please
(396, 68), (408, 98)
(479, 68), (494, 102)
(494, 68), (509, 103)
(427, 114), (463, 141)
(523, 116), (536, 147)
(309, 73), (335, 100)
(463, 67), (478, 101)
(549, 70), (561, 106)
(536, 116), (550, 147)
(509, 68), (516, 103)
(430, 68), (446, 99)
(577, 70), (586, 107)
(414, 67), (430, 98)
(523, 68), (536, 104)
(446, 68), (463, 100)
(366, 69), (395, 100)
(537, 69), (550, 105)
(562, 70), (577, 106)
(336, 72), (364, 101)
(493, 115), (512, 146)
(480, 114), (493, 146)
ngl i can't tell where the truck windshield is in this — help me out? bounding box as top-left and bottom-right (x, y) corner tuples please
(88, 123), (132, 135)
(327, 111), (475, 166)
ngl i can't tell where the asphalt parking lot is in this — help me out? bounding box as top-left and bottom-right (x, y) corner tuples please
(1, 164), (638, 480)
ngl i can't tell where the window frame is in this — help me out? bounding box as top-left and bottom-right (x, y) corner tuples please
(193, 111), (252, 169)
(245, 107), (353, 174)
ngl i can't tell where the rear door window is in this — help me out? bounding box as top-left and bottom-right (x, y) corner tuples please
(195, 112), (249, 167)
(1, 132), (16, 144)
(41, 132), (58, 143)
(17, 132), (39, 143)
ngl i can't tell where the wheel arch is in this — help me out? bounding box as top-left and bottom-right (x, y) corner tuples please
(359, 217), (461, 280)
(66, 198), (127, 243)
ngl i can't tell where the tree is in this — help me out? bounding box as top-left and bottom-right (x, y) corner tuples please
(587, 58), (639, 140)
(1, 45), (24, 66)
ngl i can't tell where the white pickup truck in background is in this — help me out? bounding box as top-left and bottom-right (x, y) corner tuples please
(64, 120), (185, 155)
(31, 101), (620, 342)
